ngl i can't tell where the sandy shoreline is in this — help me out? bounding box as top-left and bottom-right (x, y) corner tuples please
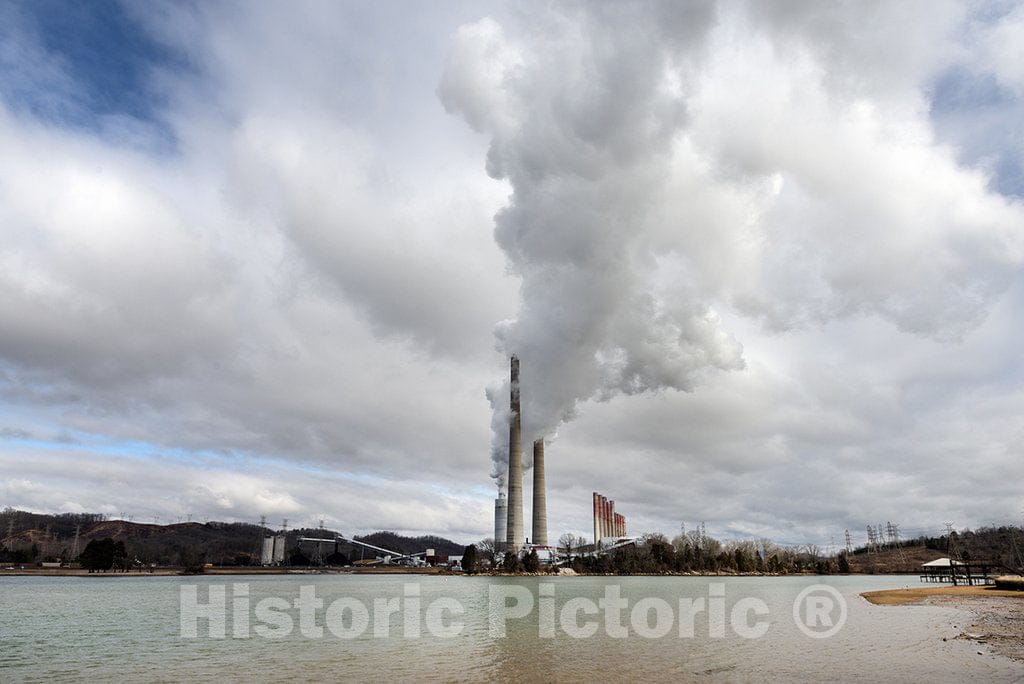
(862, 585), (1024, 662)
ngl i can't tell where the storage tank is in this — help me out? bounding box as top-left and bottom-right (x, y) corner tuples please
(261, 537), (274, 565)
(272, 534), (286, 563)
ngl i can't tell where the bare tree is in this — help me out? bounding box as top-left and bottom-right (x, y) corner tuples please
(643, 533), (669, 545)
(671, 533), (690, 554)
(558, 532), (576, 556)
(477, 538), (496, 566)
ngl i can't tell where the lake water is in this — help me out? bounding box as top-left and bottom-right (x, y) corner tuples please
(1, 574), (1021, 682)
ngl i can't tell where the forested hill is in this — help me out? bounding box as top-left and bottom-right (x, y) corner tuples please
(0, 508), (464, 565)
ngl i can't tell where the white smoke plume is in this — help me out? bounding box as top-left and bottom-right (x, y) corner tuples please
(440, 2), (745, 487)
(441, 1), (1024, 489)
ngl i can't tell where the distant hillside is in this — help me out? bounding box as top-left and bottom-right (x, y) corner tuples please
(846, 544), (946, 573)
(848, 526), (1024, 574)
(0, 508), (465, 566)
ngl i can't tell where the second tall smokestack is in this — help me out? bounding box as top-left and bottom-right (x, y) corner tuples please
(532, 438), (547, 546)
(505, 356), (524, 553)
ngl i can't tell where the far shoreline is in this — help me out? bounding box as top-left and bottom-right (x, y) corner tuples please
(4, 566), (928, 579)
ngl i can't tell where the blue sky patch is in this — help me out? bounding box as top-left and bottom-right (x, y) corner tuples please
(1, 0), (186, 150)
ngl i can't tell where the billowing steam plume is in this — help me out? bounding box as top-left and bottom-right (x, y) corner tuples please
(440, 2), (745, 488)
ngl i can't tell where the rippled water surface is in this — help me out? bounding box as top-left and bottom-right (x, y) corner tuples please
(1, 574), (1021, 682)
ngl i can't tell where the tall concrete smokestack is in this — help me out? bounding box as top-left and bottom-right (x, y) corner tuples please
(494, 493), (507, 551)
(531, 438), (547, 546)
(505, 356), (524, 553)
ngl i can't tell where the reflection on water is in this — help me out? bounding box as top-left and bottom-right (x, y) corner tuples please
(1, 574), (1020, 682)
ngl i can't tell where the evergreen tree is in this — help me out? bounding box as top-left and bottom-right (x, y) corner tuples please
(462, 544), (478, 574)
(79, 538), (116, 572)
(112, 541), (128, 572)
(524, 549), (540, 572)
(502, 550), (522, 573)
(837, 553), (851, 573)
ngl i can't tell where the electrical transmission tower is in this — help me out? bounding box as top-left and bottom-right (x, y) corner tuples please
(845, 530), (853, 554)
(889, 522), (908, 567)
(866, 525), (876, 554)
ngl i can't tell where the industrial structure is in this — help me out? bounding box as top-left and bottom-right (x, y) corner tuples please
(498, 355), (551, 555)
(260, 533), (287, 565)
(495, 355), (634, 560)
(531, 438), (547, 547)
(505, 356), (525, 553)
(296, 532), (427, 566)
(593, 492), (626, 546)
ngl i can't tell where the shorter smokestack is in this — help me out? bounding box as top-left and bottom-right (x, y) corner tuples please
(531, 438), (547, 546)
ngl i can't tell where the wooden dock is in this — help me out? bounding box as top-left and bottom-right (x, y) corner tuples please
(920, 561), (995, 586)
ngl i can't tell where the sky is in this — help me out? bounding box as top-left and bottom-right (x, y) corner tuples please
(1, 0), (1023, 548)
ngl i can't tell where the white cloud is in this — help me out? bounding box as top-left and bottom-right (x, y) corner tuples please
(1, 1), (1022, 547)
